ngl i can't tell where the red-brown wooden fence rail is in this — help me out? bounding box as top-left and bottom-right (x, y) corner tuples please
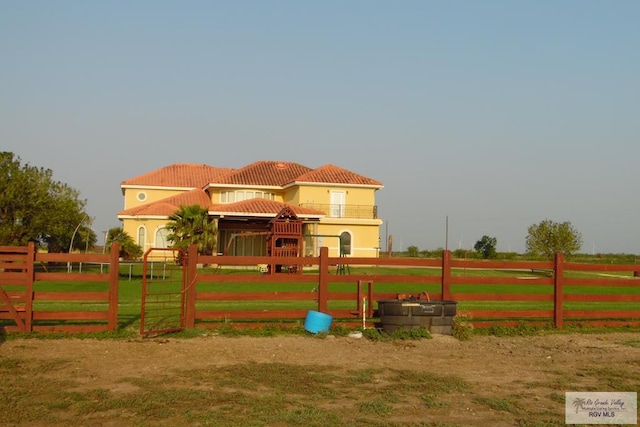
(0, 242), (120, 333)
(185, 246), (640, 330)
(2, 243), (640, 334)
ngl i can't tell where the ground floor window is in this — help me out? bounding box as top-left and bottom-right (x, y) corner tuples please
(155, 227), (170, 248)
(340, 231), (352, 256)
(137, 226), (146, 247)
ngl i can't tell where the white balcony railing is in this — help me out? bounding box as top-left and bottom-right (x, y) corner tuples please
(298, 203), (378, 219)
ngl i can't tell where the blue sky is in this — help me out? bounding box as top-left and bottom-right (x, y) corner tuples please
(2, 1), (639, 253)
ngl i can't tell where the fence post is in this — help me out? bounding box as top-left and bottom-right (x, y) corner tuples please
(356, 280), (363, 315)
(367, 280), (374, 318)
(108, 243), (120, 330)
(554, 253), (564, 328)
(318, 246), (329, 312)
(441, 250), (452, 300)
(25, 242), (35, 332)
(185, 244), (199, 328)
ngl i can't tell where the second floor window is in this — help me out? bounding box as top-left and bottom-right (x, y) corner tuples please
(221, 190), (275, 203)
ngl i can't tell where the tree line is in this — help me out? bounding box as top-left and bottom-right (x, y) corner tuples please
(0, 152), (96, 252)
(0, 151), (217, 259)
(405, 220), (583, 260)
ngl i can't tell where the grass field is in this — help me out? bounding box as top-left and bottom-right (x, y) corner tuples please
(19, 262), (639, 335)
(4, 261), (639, 426)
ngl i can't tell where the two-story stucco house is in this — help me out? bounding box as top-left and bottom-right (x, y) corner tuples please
(118, 160), (383, 258)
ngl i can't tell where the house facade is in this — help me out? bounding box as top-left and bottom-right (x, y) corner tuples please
(118, 161), (383, 258)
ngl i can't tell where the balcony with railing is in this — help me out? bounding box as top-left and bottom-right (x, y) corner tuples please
(298, 203), (378, 219)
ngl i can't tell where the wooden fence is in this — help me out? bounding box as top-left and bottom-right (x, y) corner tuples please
(185, 246), (640, 330)
(0, 242), (120, 333)
(2, 243), (639, 334)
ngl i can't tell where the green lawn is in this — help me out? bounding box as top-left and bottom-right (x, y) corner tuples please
(20, 264), (640, 333)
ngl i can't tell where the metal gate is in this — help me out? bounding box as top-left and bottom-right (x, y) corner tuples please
(140, 248), (187, 337)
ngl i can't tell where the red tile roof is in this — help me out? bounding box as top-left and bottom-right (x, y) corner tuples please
(210, 199), (325, 217)
(118, 190), (325, 218)
(118, 189), (211, 216)
(295, 164), (383, 186)
(121, 163), (234, 188)
(121, 161), (382, 189)
(212, 161), (313, 186)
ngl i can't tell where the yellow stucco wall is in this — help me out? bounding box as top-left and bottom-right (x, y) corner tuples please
(203, 184), (377, 208)
(296, 185), (377, 205)
(123, 188), (188, 210)
(308, 221), (382, 257)
(121, 218), (173, 254)
(282, 187), (299, 204)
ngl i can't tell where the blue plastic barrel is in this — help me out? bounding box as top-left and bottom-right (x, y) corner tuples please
(304, 310), (333, 334)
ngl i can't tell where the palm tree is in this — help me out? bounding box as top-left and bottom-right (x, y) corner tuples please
(166, 204), (217, 257)
(106, 227), (143, 260)
(572, 398), (586, 413)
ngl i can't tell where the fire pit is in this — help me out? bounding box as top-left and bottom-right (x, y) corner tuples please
(377, 298), (457, 335)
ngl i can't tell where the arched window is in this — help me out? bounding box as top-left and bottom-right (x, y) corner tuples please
(155, 227), (170, 249)
(340, 231), (352, 256)
(137, 226), (146, 247)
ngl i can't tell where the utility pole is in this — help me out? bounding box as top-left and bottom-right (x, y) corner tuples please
(445, 216), (449, 251)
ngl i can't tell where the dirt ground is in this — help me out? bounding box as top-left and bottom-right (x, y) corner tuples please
(1, 331), (639, 426)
